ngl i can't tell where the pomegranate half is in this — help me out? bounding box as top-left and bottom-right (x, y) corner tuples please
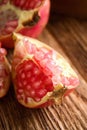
(12, 33), (79, 108)
(0, 0), (50, 48)
(0, 43), (11, 98)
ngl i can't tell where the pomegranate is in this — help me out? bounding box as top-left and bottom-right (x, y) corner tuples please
(0, 0), (50, 48)
(0, 43), (11, 98)
(12, 33), (79, 108)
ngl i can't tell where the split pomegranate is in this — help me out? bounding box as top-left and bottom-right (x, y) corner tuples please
(0, 43), (11, 98)
(12, 33), (79, 108)
(0, 0), (50, 48)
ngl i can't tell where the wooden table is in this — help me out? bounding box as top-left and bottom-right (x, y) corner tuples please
(0, 17), (87, 130)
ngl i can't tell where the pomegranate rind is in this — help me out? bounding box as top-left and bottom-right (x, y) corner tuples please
(12, 33), (79, 108)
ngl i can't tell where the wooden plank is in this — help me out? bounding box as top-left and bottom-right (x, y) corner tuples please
(0, 18), (87, 130)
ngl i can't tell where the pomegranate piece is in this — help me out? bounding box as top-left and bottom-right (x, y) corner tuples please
(0, 43), (11, 98)
(12, 33), (79, 108)
(0, 0), (50, 48)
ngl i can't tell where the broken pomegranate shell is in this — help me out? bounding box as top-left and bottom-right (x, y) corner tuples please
(0, 43), (11, 98)
(12, 33), (79, 108)
(0, 0), (50, 48)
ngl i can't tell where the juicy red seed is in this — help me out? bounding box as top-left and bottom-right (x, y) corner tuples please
(19, 0), (26, 8)
(16, 59), (54, 102)
(17, 89), (23, 94)
(35, 89), (47, 98)
(5, 26), (16, 34)
(29, 89), (36, 97)
(69, 77), (79, 87)
(12, 0), (42, 10)
(17, 82), (23, 88)
(12, 0), (19, 6)
(0, 0), (8, 5)
(0, 48), (7, 55)
(0, 82), (4, 89)
(22, 1), (31, 10)
(34, 97), (41, 102)
(32, 81), (42, 90)
(0, 68), (7, 77)
(5, 20), (18, 27)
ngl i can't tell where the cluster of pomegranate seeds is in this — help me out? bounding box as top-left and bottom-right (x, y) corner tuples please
(0, 43), (9, 93)
(0, 64), (8, 90)
(61, 76), (79, 88)
(0, 0), (8, 5)
(0, 43), (7, 61)
(24, 40), (63, 85)
(12, 0), (42, 10)
(15, 59), (54, 102)
(0, 9), (18, 36)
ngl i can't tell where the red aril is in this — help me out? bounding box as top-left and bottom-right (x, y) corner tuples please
(0, 0), (50, 48)
(12, 33), (79, 108)
(0, 43), (11, 97)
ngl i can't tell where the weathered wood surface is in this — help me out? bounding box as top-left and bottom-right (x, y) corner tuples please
(0, 17), (87, 130)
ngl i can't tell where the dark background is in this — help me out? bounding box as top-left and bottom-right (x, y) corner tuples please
(51, 0), (87, 19)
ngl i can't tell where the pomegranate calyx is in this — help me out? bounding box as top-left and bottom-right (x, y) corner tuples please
(50, 84), (67, 104)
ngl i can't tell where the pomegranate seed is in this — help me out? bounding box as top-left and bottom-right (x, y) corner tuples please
(26, 72), (31, 78)
(0, 0), (8, 5)
(0, 78), (4, 89)
(22, 1), (30, 10)
(29, 89), (35, 97)
(33, 67), (41, 75)
(19, 0), (26, 8)
(34, 97), (41, 102)
(5, 20), (18, 27)
(5, 26), (16, 34)
(26, 85), (31, 90)
(23, 80), (27, 86)
(0, 48), (7, 57)
(17, 89), (23, 94)
(13, 0), (19, 6)
(17, 82), (23, 88)
(35, 89), (47, 98)
(24, 63), (33, 71)
(21, 73), (26, 79)
(32, 81), (42, 89)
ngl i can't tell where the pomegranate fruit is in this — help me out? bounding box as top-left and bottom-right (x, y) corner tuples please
(0, 43), (11, 98)
(12, 33), (79, 108)
(0, 0), (50, 48)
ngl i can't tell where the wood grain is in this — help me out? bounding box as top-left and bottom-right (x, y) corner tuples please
(0, 18), (87, 130)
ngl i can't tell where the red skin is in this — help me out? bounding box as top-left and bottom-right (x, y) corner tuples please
(19, 0), (50, 38)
